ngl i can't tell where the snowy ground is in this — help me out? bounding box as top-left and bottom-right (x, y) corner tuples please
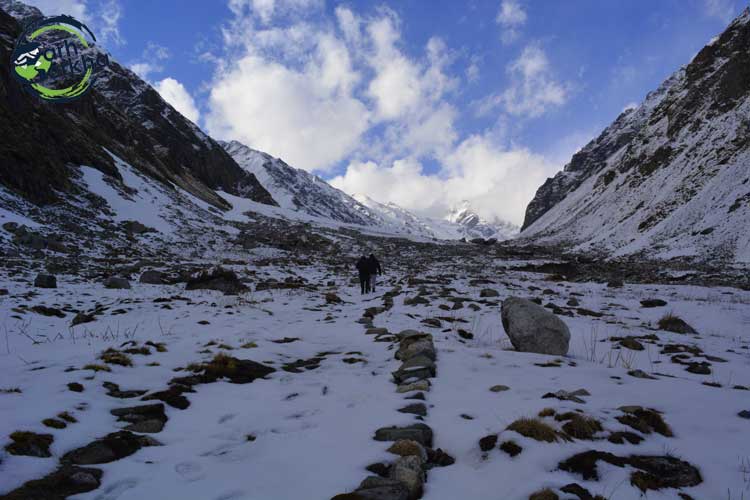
(1, 255), (749, 500)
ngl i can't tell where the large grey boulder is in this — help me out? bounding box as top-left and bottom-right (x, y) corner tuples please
(501, 296), (570, 355)
(104, 277), (131, 289)
(34, 273), (57, 288)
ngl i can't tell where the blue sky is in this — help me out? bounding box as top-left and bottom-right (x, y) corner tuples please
(25, 0), (748, 223)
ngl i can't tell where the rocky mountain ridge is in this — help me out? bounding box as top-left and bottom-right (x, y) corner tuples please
(521, 8), (750, 263)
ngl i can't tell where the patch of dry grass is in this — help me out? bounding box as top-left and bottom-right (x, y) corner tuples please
(507, 418), (562, 443)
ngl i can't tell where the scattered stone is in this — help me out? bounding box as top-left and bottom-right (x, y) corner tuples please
(71, 312), (96, 326)
(457, 329), (473, 340)
(398, 403), (427, 417)
(103, 382), (147, 399)
(421, 318), (442, 328)
(616, 407), (673, 437)
(365, 462), (391, 477)
(103, 277), (131, 289)
(490, 384), (510, 392)
(501, 297), (571, 355)
(139, 270), (167, 284)
(529, 489), (559, 500)
(396, 380), (430, 393)
(325, 292), (342, 304)
(31, 305), (66, 318)
(628, 369), (657, 380)
(426, 448), (455, 467)
(392, 354), (436, 384)
(389, 455), (425, 499)
(186, 267), (248, 295)
(111, 403), (168, 433)
(566, 297), (580, 307)
(499, 440), (522, 457)
(34, 274), (57, 288)
(619, 337), (645, 351)
(4, 431), (54, 457)
(657, 314), (697, 334)
(365, 327), (389, 336)
(342, 476), (409, 500)
(203, 353), (277, 383)
(62, 431), (162, 465)
(607, 431), (644, 445)
(374, 424), (433, 447)
(0, 465), (103, 500)
(479, 434), (498, 452)
(387, 439), (427, 461)
(480, 288), (499, 298)
(542, 388), (590, 404)
(43, 418), (67, 429)
(640, 299), (667, 308)
(738, 410), (750, 419)
(67, 382), (84, 392)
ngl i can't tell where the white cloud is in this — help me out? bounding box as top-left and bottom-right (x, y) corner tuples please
(228, 0), (323, 24)
(205, 53), (369, 171)
(466, 56), (481, 83)
(331, 134), (557, 225)
(703, 0), (737, 22)
(24, 0), (88, 19)
(489, 43), (568, 118)
(154, 77), (201, 123)
(24, 0), (124, 46)
(129, 42), (170, 80)
(496, 0), (527, 44)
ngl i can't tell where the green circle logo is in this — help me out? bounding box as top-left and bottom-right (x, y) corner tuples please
(11, 15), (109, 103)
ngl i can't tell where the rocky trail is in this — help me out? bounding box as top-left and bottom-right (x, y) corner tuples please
(1, 244), (749, 500)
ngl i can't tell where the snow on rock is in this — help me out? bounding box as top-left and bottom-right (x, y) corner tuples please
(521, 8), (750, 263)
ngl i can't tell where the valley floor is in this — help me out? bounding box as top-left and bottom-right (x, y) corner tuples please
(0, 253), (749, 500)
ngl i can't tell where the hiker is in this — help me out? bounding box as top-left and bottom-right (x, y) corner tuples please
(356, 255), (370, 294)
(367, 254), (382, 292)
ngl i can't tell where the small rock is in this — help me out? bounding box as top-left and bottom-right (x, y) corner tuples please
(62, 431), (162, 464)
(374, 424), (433, 447)
(389, 455), (425, 499)
(348, 476), (409, 500)
(480, 288), (499, 298)
(68, 382), (84, 392)
(628, 369), (657, 380)
(34, 274), (57, 289)
(619, 338), (645, 351)
(640, 299), (667, 308)
(479, 434), (498, 452)
(104, 277), (131, 290)
(738, 410), (750, 419)
(387, 439), (427, 461)
(396, 380), (430, 393)
(499, 440), (522, 457)
(139, 270), (166, 285)
(489, 385), (510, 392)
(397, 403), (427, 417)
(4, 431), (53, 457)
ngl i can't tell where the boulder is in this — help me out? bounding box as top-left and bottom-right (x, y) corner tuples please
(389, 455), (424, 499)
(34, 274), (57, 288)
(374, 424), (433, 447)
(139, 270), (166, 284)
(350, 476), (410, 500)
(501, 297), (570, 355)
(186, 267), (248, 295)
(62, 431), (161, 465)
(104, 277), (131, 289)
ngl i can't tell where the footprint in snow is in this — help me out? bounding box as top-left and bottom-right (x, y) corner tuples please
(93, 478), (139, 500)
(175, 461), (206, 482)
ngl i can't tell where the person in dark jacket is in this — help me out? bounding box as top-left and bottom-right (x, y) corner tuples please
(367, 254), (382, 292)
(355, 255), (370, 294)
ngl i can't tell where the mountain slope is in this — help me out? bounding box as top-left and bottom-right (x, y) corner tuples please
(521, 9), (750, 263)
(0, 2), (275, 210)
(221, 140), (377, 225)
